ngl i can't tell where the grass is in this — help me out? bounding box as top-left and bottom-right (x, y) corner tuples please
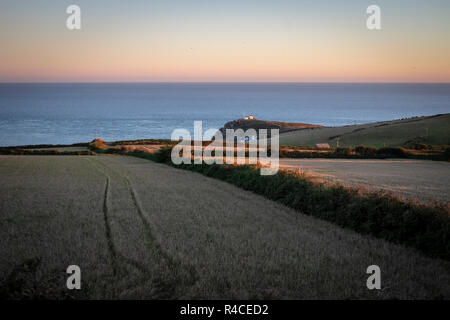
(219, 118), (323, 137)
(278, 114), (450, 148)
(278, 158), (450, 204)
(1, 155), (450, 299)
(0, 142), (94, 156)
(0, 148), (95, 156)
(130, 148), (450, 261)
(0, 155), (193, 299)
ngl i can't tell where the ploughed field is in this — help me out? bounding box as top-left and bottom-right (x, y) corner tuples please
(0, 155), (449, 299)
(279, 159), (450, 203)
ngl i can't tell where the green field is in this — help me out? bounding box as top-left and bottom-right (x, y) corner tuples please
(278, 114), (450, 148)
(1, 155), (449, 299)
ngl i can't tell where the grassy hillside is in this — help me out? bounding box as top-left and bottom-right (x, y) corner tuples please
(278, 114), (450, 148)
(219, 117), (323, 137)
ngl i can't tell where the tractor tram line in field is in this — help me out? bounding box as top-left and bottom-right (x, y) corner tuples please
(97, 157), (199, 288)
(84, 156), (199, 297)
(102, 177), (119, 276)
(85, 158), (150, 272)
(84, 158), (120, 279)
(2, 155), (450, 299)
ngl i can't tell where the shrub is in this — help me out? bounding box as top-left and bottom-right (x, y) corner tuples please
(355, 145), (377, 157)
(377, 147), (408, 157)
(133, 147), (450, 260)
(90, 139), (107, 149)
(335, 147), (353, 156)
(153, 146), (173, 163)
(443, 148), (450, 161)
(413, 143), (433, 150)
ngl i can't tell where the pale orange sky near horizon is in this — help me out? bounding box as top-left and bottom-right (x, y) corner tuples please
(1, 0), (450, 82)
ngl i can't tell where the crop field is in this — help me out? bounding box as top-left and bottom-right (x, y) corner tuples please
(278, 114), (450, 148)
(27, 147), (90, 152)
(0, 155), (449, 299)
(279, 159), (450, 203)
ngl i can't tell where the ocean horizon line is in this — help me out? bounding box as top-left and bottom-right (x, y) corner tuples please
(1, 81), (450, 85)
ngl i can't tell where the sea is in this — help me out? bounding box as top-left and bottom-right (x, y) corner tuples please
(0, 83), (449, 146)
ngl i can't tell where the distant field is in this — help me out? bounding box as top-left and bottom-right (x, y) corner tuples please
(28, 146), (89, 152)
(1, 155), (449, 299)
(279, 114), (450, 148)
(279, 159), (450, 203)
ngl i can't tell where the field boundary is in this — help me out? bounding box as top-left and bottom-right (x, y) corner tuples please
(127, 149), (450, 261)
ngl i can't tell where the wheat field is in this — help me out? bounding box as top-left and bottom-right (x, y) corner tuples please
(279, 158), (450, 203)
(0, 155), (449, 299)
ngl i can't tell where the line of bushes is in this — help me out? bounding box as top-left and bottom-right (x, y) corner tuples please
(87, 139), (450, 161)
(280, 145), (450, 161)
(140, 144), (450, 161)
(112, 138), (176, 146)
(0, 148), (95, 156)
(129, 148), (450, 260)
(0, 142), (89, 150)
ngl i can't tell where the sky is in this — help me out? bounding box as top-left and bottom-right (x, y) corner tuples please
(1, 0), (450, 82)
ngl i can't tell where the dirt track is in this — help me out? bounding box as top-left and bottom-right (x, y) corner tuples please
(280, 159), (450, 203)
